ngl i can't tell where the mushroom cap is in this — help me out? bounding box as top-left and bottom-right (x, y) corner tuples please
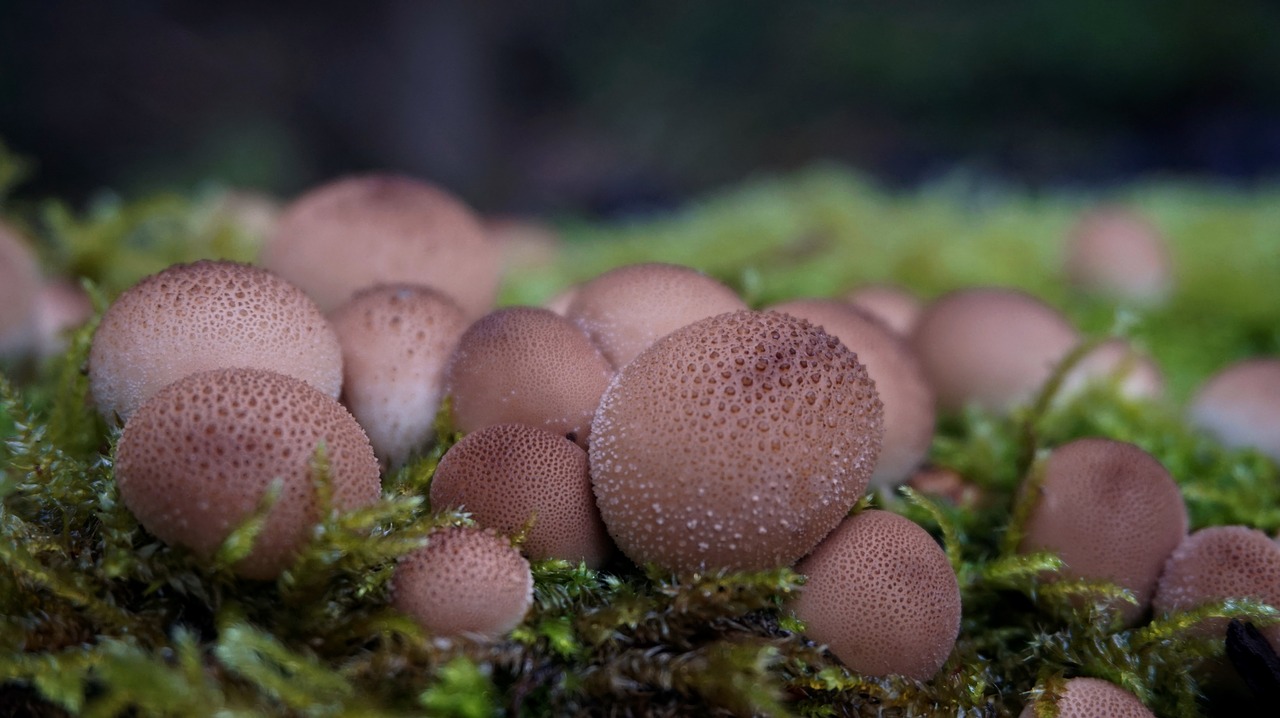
(114, 368), (381, 579)
(565, 262), (746, 369)
(843, 284), (923, 336)
(328, 284), (468, 469)
(392, 526), (533, 639)
(1065, 207), (1172, 304)
(589, 310), (883, 574)
(1018, 677), (1155, 718)
(0, 221), (42, 356)
(32, 279), (94, 358)
(261, 174), (500, 317)
(89, 260), (343, 424)
(446, 306), (613, 447)
(1059, 338), (1165, 402)
(486, 217), (561, 273)
(910, 287), (1080, 413)
(1188, 358), (1280, 463)
(791, 510), (960, 681)
(430, 423), (612, 568)
(768, 299), (935, 490)
(1018, 438), (1188, 624)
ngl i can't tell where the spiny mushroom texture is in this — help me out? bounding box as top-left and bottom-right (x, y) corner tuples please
(590, 310), (883, 574)
(1019, 677), (1156, 718)
(89, 260), (343, 424)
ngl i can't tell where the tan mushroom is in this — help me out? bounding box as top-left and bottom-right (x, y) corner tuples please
(0, 221), (42, 357)
(1188, 358), (1280, 463)
(1019, 677), (1155, 718)
(1058, 338), (1165, 403)
(843, 283), (923, 336)
(1065, 207), (1172, 305)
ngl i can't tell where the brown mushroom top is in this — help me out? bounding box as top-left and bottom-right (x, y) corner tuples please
(1018, 677), (1155, 718)
(768, 299), (935, 490)
(32, 279), (94, 358)
(1065, 207), (1172, 304)
(114, 368), (381, 579)
(791, 510), (961, 681)
(843, 284), (923, 336)
(392, 526), (533, 639)
(430, 423), (612, 568)
(1018, 438), (1187, 625)
(910, 287), (1080, 413)
(329, 284), (468, 469)
(446, 306), (613, 447)
(1189, 358), (1280, 463)
(590, 310), (883, 574)
(0, 221), (41, 356)
(1059, 338), (1165, 403)
(565, 262), (746, 369)
(261, 174), (500, 317)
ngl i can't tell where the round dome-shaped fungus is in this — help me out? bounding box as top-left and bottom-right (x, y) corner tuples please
(0, 221), (41, 357)
(261, 174), (500, 317)
(328, 284), (468, 468)
(910, 288), (1080, 413)
(430, 424), (611, 568)
(1189, 358), (1280, 463)
(566, 262), (746, 369)
(1059, 338), (1164, 403)
(486, 217), (561, 273)
(790, 510), (960, 680)
(768, 299), (935, 490)
(446, 306), (613, 447)
(392, 526), (533, 639)
(32, 279), (94, 358)
(1018, 438), (1187, 624)
(1064, 207), (1172, 305)
(1018, 677), (1155, 718)
(589, 310), (883, 574)
(114, 368), (381, 579)
(843, 283), (923, 336)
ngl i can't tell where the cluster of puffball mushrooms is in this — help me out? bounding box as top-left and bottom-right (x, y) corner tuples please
(4, 176), (1280, 703)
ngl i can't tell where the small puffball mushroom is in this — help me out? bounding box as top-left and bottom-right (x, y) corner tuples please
(1188, 358), (1280, 463)
(844, 283), (923, 336)
(114, 368), (381, 580)
(0, 221), (41, 357)
(430, 424), (611, 568)
(32, 279), (94, 358)
(1059, 338), (1164, 402)
(590, 310), (883, 574)
(910, 287), (1080, 413)
(392, 526), (533, 639)
(1018, 438), (1187, 625)
(89, 260), (342, 424)
(329, 285), (468, 469)
(565, 262), (746, 369)
(262, 174), (500, 317)
(1065, 207), (1172, 305)
(446, 307), (613, 447)
(768, 299), (935, 490)
(1018, 677), (1155, 718)
(791, 510), (961, 681)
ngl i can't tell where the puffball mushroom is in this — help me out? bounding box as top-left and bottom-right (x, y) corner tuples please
(0, 221), (41, 357)
(790, 510), (961, 681)
(261, 174), (500, 317)
(1017, 438), (1187, 625)
(565, 262), (746, 369)
(910, 287), (1080, 413)
(430, 424), (611, 568)
(32, 279), (94, 358)
(446, 306), (613, 447)
(1064, 207), (1173, 305)
(114, 368), (381, 580)
(328, 284), (468, 469)
(589, 310), (883, 574)
(1058, 338), (1165, 402)
(768, 299), (935, 490)
(1188, 358), (1280, 463)
(392, 526), (533, 639)
(89, 260), (343, 424)
(1018, 677), (1156, 718)
(843, 283), (923, 336)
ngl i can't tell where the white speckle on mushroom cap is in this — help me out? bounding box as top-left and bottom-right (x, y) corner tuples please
(843, 284), (923, 336)
(791, 510), (960, 681)
(589, 310), (883, 574)
(328, 284), (468, 469)
(1064, 207), (1172, 305)
(1018, 438), (1187, 625)
(392, 526), (533, 639)
(114, 368), (381, 580)
(1058, 338), (1165, 403)
(89, 260), (343, 424)
(910, 287), (1080, 413)
(768, 299), (935, 490)
(1018, 677), (1155, 718)
(0, 221), (41, 357)
(430, 423), (612, 568)
(1188, 358), (1280, 463)
(566, 262), (746, 369)
(261, 174), (500, 317)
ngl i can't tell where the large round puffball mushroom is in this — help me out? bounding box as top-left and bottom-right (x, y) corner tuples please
(590, 310), (884, 574)
(0, 221), (42, 357)
(843, 283), (923, 337)
(790, 510), (961, 681)
(1188, 358), (1280, 463)
(910, 288), (1080, 414)
(768, 299), (935, 490)
(328, 284), (468, 469)
(1058, 338), (1165, 403)
(89, 260), (343, 424)
(392, 526), (533, 639)
(446, 306), (613, 447)
(1018, 438), (1187, 625)
(430, 424), (612, 568)
(261, 174), (500, 317)
(1064, 207), (1172, 305)
(1018, 677), (1156, 718)
(114, 368), (381, 580)
(565, 262), (746, 369)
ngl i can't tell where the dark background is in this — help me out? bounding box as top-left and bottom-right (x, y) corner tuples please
(3, 0), (1279, 215)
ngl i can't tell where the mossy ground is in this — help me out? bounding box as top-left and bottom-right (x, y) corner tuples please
(3, 141), (1279, 716)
